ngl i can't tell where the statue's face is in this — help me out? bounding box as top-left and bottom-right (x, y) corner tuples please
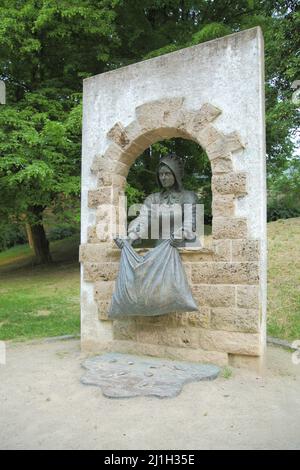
(158, 165), (175, 189)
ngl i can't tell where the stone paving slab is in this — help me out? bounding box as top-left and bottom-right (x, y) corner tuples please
(81, 352), (220, 398)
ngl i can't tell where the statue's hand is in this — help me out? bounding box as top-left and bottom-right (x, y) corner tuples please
(170, 231), (184, 248)
(113, 237), (125, 249)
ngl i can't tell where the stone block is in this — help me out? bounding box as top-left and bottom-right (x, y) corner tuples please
(210, 307), (260, 333)
(97, 299), (112, 320)
(212, 216), (248, 239)
(94, 280), (115, 300)
(197, 125), (223, 150)
(236, 285), (260, 308)
(212, 172), (247, 196)
(211, 239), (232, 261)
(161, 326), (201, 349)
(181, 104), (222, 136)
(88, 188), (112, 208)
(225, 131), (245, 153)
(87, 226), (98, 243)
(199, 329), (261, 355)
(232, 239), (260, 261)
(212, 194), (235, 216)
(192, 262), (259, 284)
(98, 172), (127, 189)
(135, 97), (185, 131)
(107, 122), (130, 148)
(80, 244), (120, 263)
(113, 318), (137, 341)
(192, 285), (235, 307)
(83, 262), (119, 282)
(91, 154), (129, 178)
(186, 308), (210, 328)
(111, 339), (228, 366)
(179, 249), (215, 263)
(211, 155), (233, 174)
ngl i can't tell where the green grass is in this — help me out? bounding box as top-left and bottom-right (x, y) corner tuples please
(0, 236), (80, 341)
(0, 218), (299, 342)
(267, 217), (300, 341)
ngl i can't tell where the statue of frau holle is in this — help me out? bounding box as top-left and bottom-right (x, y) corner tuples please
(116, 153), (201, 249)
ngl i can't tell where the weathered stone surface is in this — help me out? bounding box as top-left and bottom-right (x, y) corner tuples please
(80, 244), (120, 263)
(181, 104), (222, 136)
(98, 172), (127, 189)
(179, 249), (214, 263)
(212, 194), (235, 216)
(94, 280), (115, 299)
(192, 285), (235, 307)
(225, 131), (245, 153)
(107, 122), (130, 148)
(211, 239), (232, 261)
(211, 155), (233, 174)
(199, 329), (261, 355)
(212, 172), (247, 196)
(186, 308), (210, 328)
(113, 319), (137, 341)
(232, 239), (260, 261)
(87, 226), (98, 243)
(136, 324), (201, 349)
(81, 352), (220, 398)
(205, 131), (244, 161)
(212, 216), (248, 239)
(88, 188), (111, 208)
(197, 125), (223, 150)
(91, 154), (129, 177)
(110, 340), (228, 366)
(97, 300), (112, 320)
(192, 262), (259, 284)
(210, 307), (260, 333)
(136, 97), (185, 131)
(83, 262), (119, 282)
(236, 285), (260, 308)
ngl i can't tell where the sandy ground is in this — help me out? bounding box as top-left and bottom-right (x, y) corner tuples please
(0, 338), (300, 450)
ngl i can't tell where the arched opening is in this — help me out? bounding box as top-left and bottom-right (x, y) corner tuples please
(125, 137), (212, 248)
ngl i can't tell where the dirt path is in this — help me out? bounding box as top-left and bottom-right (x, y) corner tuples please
(1, 339), (299, 450)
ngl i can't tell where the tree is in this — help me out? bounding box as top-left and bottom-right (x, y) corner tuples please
(0, 1), (299, 263)
(0, 0), (121, 262)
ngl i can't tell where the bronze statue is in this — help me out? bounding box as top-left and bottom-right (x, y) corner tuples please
(127, 153), (200, 247)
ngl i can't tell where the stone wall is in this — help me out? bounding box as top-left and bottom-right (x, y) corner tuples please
(80, 27), (267, 371)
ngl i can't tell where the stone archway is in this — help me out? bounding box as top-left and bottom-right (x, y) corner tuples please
(80, 28), (266, 370)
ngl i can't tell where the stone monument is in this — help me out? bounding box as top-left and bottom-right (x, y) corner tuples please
(80, 27), (267, 372)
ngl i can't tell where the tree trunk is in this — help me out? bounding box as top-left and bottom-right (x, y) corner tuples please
(25, 223), (34, 249)
(27, 207), (52, 264)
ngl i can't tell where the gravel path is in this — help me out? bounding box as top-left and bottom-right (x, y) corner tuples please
(1, 338), (299, 450)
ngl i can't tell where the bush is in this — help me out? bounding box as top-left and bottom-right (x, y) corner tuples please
(0, 222), (27, 252)
(48, 225), (79, 241)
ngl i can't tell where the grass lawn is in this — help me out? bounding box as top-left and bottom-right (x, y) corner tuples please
(0, 218), (299, 342)
(267, 217), (300, 341)
(0, 236), (80, 341)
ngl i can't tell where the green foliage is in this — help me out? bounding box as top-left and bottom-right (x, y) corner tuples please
(0, 0), (299, 250)
(267, 159), (300, 221)
(190, 22), (232, 45)
(0, 221), (27, 251)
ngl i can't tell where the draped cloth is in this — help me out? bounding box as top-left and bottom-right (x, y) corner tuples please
(108, 239), (198, 319)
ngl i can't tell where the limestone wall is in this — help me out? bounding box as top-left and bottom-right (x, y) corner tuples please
(80, 27), (267, 370)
